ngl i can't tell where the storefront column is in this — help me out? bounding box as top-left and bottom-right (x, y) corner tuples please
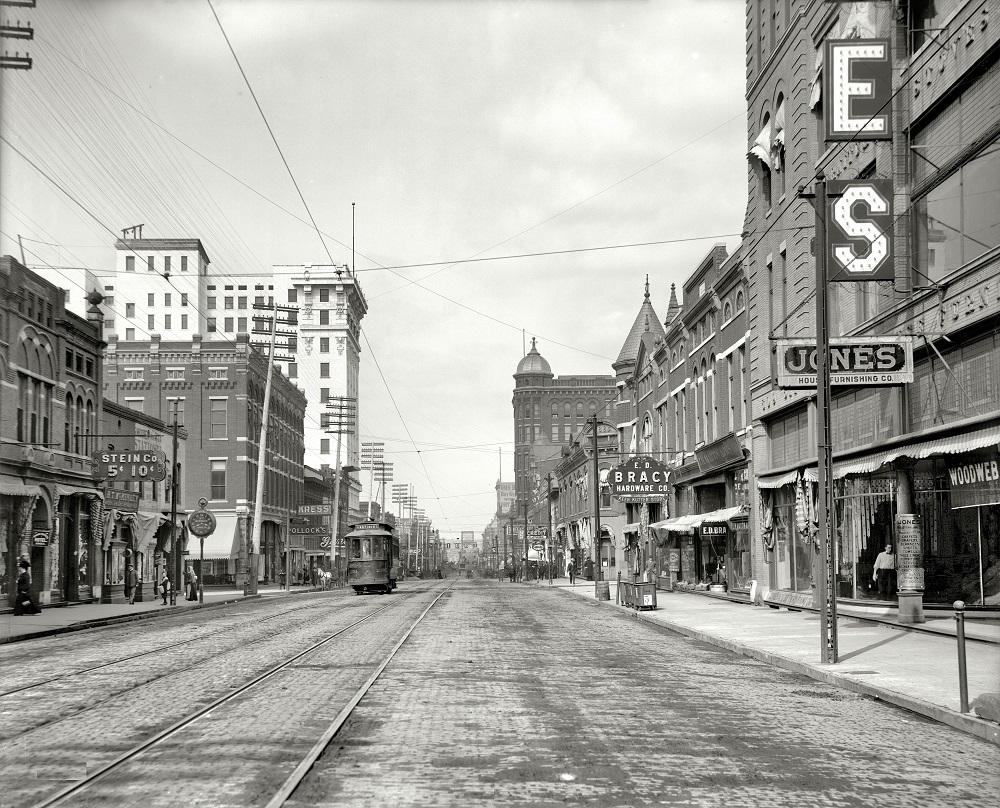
(895, 460), (925, 624)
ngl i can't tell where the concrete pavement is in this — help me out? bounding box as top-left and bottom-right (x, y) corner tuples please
(550, 577), (1000, 747)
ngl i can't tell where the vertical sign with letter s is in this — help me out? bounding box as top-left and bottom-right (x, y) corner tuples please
(827, 179), (894, 282)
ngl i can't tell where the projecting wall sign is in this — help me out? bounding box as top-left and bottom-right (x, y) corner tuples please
(824, 39), (892, 142)
(775, 336), (914, 388)
(827, 179), (894, 282)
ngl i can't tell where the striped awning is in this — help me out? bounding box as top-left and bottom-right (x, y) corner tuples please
(653, 506), (747, 536)
(756, 469), (799, 489)
(623, 523), (640, 534)
(833, 423), (1000, 479)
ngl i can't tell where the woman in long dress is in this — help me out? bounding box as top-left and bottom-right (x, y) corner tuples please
(14, 559), (41, 615)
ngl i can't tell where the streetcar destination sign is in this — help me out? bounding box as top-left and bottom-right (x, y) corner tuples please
(92, 449), (167, 482)
(775, 337), (913, 388)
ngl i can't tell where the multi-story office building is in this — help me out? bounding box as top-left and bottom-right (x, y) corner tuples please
(1, 256), (105, 608)
(102, 332), (306, 587)
(94, 241), (367, 517)
(744, 1), (999, 615)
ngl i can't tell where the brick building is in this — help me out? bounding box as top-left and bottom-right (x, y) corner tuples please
(0, 256), (104, 608)
(102, 332), (306, 587)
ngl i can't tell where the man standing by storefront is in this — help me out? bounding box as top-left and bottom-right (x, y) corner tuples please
(873, 544), (897, 600)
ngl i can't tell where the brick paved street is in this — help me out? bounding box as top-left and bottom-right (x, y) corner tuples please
(2, 581), (998, 808)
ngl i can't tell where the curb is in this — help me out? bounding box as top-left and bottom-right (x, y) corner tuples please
(561, 586), (1000, 748)
(0, 594), (261, 645)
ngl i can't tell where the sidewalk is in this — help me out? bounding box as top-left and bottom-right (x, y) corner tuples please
(550, 578), (1000, 747)
(0, 584), (320, 644)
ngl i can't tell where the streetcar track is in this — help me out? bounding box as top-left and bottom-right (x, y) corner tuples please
(2, 596), (389, 745)
(25, 596), (406, 808)
(0, 599), (332, 699)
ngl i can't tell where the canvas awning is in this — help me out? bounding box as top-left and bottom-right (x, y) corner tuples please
(654, 506), (747, 536)
(833, 424), (1000, 479)
(757, 469), (799, 489)
(623, 523), (640, 534)
(749, 122), (772, 169)
(0, 481), (42, 497)
(190, 513), (242, 560)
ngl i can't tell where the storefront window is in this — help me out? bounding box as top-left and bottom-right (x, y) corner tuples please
(772, 486), (811, 593)
(107, 545), (126, 585)
(729, 521), (752, 590)
(835, 474), (897, 600)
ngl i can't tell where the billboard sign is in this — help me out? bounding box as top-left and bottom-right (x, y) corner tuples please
(824, 39), (892, 142)
(608, 456), (670, 502)
(92, 449), (167, 482)
(775, 337), (913, 388)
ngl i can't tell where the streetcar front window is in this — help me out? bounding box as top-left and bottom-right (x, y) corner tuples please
(362, 538), (372, 558)
(351, 539), (362, 559)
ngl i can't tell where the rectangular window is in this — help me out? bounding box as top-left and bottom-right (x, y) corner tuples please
(320, 310), (329, 325)
(124, 397), (144, 412)
(181, 293), (188, 307)
(320, 387), (329, 402)
(124, 368), (143, 381)
(207, 297), (217, 309)
(105, 318), (115, 331)
(238, 296), (247, 309)
(181, 256), (188, 272)
(319, 288), (330, 302)
(238, 317), (247, 332)
(210, 460), (227, 500)
(164, 314), (172, 330)
(125, 328), (135, 340)
(166, 397), (186, 426)
(125, 256), (135, 272)
(288, 289), (298, 303)
(287, 363), (298, 379)
(148, 293), (155, 306)
(209, 368), (228, 380)
(126, 303), (135, 317)
(210, 398), (228, 438)
(181, 314), (188, 329)
(104, 295), (115, 305)
(224, 317), (234, 332)
(164, 256), (171, 275)
(320, 438), (330, 454)
(207, 318), (217, 333)
(148, 315), (155, 330)
(320, 363), (330, 378)
(166, 368), (184, 380)
(164, 293), (171, 306)
(224, 297), (234, 309)
(147, 256), (155, 272)
(320, 337), (330, 353)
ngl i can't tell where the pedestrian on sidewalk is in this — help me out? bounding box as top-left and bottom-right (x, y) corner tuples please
(14, 558), (41, 616)
(873, 543), (897, 600)
(125, 564), (138, 605)
(567, 557), (576, 585)
(185, 566), (198, 601)
(159, 572), (171, 605)
(583, 557), (593, 582)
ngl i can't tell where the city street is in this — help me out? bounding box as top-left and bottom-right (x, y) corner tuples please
(1, 581), (996, 808)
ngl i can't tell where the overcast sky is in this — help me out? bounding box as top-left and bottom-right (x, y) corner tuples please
(1, 0), (748, 540)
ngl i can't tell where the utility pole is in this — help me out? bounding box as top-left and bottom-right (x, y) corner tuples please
(0, 4), (34, 71)
(591, 414), (603, 585)
(325, 396), (357, 581)
(249, 300), (296, 594)
(800, 175), (839, 664)
(546, 472), (553, 586)
(169, 401), (180, 605)
(361, 442), (384, 518)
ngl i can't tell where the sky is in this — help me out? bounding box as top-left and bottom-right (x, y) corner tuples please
(0, 0), (748, 542)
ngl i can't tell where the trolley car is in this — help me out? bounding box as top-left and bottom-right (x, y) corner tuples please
(345, 520), (400, 594)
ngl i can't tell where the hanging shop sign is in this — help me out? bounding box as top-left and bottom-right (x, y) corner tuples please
(105, 487), (139, 514)
(298, 504), (332, 515)
(695, 434), (745, 475)
(827, 179), (894, 282)
(32, 530), (50, 547)
(92, 449), (167, 482)
(698, 522), (730, 543)
(947, 450), (1000, 509)
(775, 336), (913, 388)
(823, 39), (892, 142)
(608, 456), (670, 502)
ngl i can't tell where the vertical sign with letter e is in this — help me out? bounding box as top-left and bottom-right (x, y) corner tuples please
(824, 39), (892, 141)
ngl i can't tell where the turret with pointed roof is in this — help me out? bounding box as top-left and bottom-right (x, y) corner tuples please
(613, 276), (664, 380)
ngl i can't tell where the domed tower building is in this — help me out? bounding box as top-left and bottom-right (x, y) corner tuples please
(511, 340), (615, 574)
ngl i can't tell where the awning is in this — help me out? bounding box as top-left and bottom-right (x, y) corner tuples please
(55, 484), (103, 500)
(655, 506), (748, 535)
(0, 481), (42, 497)
(555, 522), (567, 532)
(190, 513), (242, 560)
(771, 100), (785, 169)
(757, 469), (799, 489)
(135, 510), (166, 554)
(623, 523), (640, 534)
(833, 424), (1000, 479)
(748, 122), (772, 169)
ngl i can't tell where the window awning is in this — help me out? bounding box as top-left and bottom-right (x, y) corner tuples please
(623, 523), (640, 534)
(757, 469), (799, 489)
(748, 122), (772, 169)
(652, 506), (746, 536)
(833, 424), (1000, 479)
(0, 481), (42, 498)
(190, 513), (243, 560)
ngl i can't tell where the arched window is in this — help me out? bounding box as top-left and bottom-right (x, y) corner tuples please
(723, 301), (732, 322)
(551, 401), (560, 441)
(641, 414), (653, 455)
(736, 290), (745, 311)
(701, 360), (710, 444)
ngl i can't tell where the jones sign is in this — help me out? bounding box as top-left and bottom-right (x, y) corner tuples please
(775, 337), (913, 388)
